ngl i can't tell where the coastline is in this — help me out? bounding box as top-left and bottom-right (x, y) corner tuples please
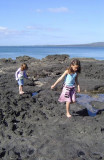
(0, 55), (104, 159)
(0, 45), (104, 60)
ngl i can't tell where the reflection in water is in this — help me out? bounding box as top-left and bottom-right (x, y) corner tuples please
(76, 94), (104, 116)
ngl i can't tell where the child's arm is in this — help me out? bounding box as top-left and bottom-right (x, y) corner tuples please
(24, 70), (28, 79)
(51, 70), (68, 89)
(15, 68), (20, 80)
(75, 74), (80, 92)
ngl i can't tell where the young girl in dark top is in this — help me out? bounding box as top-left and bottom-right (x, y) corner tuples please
(51, 59), (81, 118)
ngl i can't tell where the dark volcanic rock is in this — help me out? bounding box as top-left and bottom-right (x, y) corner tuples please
(0, 55), (104, 160)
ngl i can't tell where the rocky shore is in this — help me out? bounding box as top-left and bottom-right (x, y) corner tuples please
(0, 55), (104, 160)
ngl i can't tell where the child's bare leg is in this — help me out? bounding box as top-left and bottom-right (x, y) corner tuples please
(66, 102), (71, 118)
(19, 85), (21, 93)
(19, 85), (24, 94)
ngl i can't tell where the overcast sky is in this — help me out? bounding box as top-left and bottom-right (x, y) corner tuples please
(0, 0), (104, 45)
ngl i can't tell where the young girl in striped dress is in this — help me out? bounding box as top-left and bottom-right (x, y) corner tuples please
(51, 59), (81, 118)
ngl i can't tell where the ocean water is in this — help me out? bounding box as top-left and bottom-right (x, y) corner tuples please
(0, 46), (104, 60)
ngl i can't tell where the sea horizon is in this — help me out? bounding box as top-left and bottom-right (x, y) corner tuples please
(1, 41), (104, 47)
(0, 44), (104, 60)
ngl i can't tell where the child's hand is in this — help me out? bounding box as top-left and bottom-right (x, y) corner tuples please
(27, 77), (33, 81)
(51, 85), (55, 89)
(28, 76), (31, 79)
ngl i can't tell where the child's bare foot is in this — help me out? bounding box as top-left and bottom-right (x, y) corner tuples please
(19, 91), (24, 95)
(66, 113), (71, 118)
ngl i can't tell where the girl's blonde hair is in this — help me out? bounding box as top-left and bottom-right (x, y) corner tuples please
(21, 63), (28, 71)
(67, 59), (81, 74)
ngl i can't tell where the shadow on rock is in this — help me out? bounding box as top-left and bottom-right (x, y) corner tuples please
(73, 109), (89, 117)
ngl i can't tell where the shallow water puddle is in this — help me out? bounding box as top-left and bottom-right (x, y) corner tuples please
(32, 92), (38, 97)
(76, 93), (104, 116)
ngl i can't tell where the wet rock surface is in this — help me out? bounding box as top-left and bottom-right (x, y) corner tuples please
(0, 55), (104, 160)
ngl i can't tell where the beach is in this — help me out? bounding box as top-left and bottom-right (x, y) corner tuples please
(0, 55), (104, 160)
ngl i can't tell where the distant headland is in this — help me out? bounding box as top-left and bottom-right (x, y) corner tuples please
(69, 42), (104, 47)
(1, 42), (104, 47)
(45, 42), (104, 47)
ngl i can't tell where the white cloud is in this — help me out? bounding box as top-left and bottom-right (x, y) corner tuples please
(26, 26), (36, 29)
(26, 25), (60, 32)
(35, 9), (43, 13)
(35, 7), (69, 13)
(0, 26), (27, 36)
(48, 7), (69, 13)
(0, 26), (7, 32)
